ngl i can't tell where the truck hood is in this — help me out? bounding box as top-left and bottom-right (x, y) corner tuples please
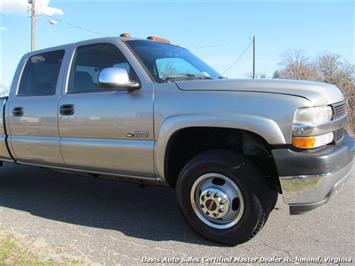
(175, 78), (344, 105)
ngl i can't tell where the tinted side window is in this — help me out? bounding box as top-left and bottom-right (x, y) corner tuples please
(68, 43), (136, 93)
(18, 50), (65, 96)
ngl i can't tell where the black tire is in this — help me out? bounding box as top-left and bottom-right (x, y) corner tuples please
(176, 150), (277, 246)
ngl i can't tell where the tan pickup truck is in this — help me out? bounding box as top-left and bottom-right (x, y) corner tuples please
(0, 35), (353, 245)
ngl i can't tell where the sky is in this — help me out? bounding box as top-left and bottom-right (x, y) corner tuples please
(0, 0), (354, 90)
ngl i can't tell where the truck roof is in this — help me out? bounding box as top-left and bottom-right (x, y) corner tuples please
(24, 36), (167, 57)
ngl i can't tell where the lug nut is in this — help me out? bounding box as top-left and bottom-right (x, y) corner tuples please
(214, 193), (219, 198)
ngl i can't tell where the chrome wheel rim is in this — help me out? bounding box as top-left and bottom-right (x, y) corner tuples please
(190, 173), (245, 229)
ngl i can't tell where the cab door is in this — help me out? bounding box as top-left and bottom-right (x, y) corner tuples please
(58, 42), (155, 177)
(6, 50), (65, 165)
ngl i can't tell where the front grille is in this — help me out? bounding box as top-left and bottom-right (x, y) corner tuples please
(332, 102), (347, 143)
(334, 128), (345, 143)
(332, 101), (347, 119)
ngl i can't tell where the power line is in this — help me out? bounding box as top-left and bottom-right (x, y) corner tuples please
(4, 10), (249, 52)
(5, 9), (256, 71)
(45, 15), (110, 37)
(0, 10), (30, 27)
(184, 42), (242, 49)
(222, 39), (253, 75)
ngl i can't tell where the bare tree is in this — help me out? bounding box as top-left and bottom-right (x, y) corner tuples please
(274, 51), (355, 135)
(315, 54), (354, 99)
(275, 49), (319, 80)
(315, 54), (355, 133)
(316, 54), (341, 83)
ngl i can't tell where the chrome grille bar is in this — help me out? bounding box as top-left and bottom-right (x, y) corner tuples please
(332, 101), (347, 119)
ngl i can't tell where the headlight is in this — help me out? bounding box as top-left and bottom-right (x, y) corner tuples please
(294, 106), (333, 125)
(292, 105), (334, 149)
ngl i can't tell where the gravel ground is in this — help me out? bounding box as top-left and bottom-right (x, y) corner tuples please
(0, 162), (354, 265)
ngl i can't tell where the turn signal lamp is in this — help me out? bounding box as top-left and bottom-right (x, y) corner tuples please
(291, 133), (333, 149)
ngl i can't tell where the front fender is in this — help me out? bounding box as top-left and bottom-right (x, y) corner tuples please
(154, 113), (286, 180)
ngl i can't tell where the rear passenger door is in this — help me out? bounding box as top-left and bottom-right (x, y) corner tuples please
(6, 50), (65, 165)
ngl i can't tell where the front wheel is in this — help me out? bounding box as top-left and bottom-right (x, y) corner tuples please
(176, 150), (277, 246)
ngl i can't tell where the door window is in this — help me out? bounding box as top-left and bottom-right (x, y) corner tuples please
(68, 43), (136, 93)
(18, 50), (65, 96)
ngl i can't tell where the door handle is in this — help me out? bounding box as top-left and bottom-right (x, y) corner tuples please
(60, 104), (74, 116)
(13, 107), (24, 117)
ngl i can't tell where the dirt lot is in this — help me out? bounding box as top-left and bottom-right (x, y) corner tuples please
(0, 163), (354, 265)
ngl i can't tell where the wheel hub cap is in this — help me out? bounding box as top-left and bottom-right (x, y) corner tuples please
(190, 173), (245, 229)
(199, 188), (229, 218)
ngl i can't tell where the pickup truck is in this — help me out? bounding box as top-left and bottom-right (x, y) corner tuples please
(0, 34), (354, 245)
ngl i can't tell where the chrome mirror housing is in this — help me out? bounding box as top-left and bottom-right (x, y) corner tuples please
(98, 67), (140, 90)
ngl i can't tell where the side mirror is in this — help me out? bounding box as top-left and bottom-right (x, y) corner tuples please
(98, 67), (140, 90)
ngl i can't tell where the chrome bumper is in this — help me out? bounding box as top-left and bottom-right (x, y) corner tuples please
(280, 159), (354, 214)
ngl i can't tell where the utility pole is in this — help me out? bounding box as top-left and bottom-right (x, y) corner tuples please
(252, 35), (256, 79)
(29, 0), (36, 51)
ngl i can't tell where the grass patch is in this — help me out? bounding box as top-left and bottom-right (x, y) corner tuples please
(0, 236), (17, 262)
(0, 234), (83, 266)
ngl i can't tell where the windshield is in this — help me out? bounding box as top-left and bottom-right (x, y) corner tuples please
(126, 40), (222, 82)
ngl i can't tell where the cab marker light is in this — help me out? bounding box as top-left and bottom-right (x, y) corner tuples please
(147, 36), (171, 44)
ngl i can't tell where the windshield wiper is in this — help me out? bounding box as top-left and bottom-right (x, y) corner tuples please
(164, 73), (213, 81)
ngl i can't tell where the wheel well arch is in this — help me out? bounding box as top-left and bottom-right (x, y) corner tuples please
(163, 127), (280, 191)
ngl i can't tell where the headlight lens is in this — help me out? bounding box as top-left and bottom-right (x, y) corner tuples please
(294, 106), (333, 125)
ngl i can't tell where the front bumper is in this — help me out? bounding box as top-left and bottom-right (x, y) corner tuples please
(272, 131), (355, 214)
